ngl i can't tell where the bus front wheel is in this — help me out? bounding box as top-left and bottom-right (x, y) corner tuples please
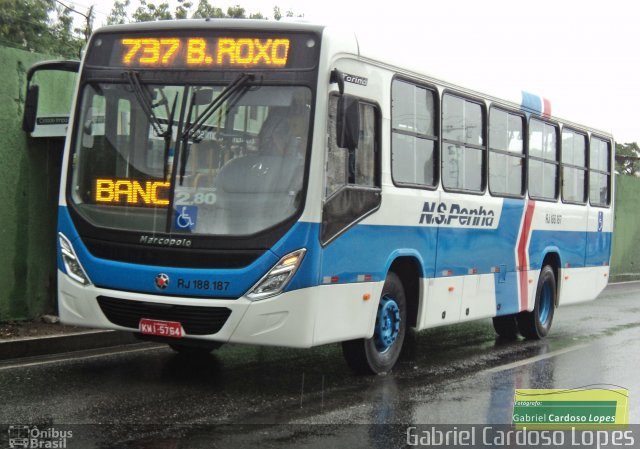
(517, 265), (556, 339)
(341, 272), (407, 375)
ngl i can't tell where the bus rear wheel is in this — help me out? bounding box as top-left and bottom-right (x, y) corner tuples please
(517, 265), (556, 339)
(342, 272), (407, 375)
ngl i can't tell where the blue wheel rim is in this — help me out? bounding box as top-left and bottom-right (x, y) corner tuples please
(539, 279), (553, 325)
(374, 295), (401, 352)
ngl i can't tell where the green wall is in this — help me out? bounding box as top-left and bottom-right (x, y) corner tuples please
(0, 44), (638, 320)
(0, 46), (75, 321)
(610, 175), (640, 282)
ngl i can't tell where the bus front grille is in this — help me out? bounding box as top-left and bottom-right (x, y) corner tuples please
(97, 296), (231, 335)
(84, 238), (264, 269)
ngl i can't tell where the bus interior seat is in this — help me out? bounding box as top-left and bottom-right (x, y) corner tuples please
(191, 140), (222, 188)
(213, 154), (301, 233)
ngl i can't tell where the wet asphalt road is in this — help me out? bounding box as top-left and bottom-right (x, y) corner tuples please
(1, 282), (639, 448)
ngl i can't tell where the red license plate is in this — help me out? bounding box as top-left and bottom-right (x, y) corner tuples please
(139, 318), (183, 338)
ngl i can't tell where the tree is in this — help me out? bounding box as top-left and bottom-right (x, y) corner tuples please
(132, 0), (173, 22)
(0, 0), (91, 58)
(272, 5), (302, 20)
(0, 0), (54, 52)
(615, 142), (640, 176)
(106, 0), (131, 25)
(191, 0), (224, 18)
(50, 3), (80, 56)
(127, 0), (193, 21)
(226, 5), (246, 18)
(175, 0), (194, 19)
(107, 0), (292, 23)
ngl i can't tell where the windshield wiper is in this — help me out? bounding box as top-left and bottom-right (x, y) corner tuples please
(178, 73), (254, 184)
(163, 93), (179, 180)
(181, 73), (254, 141)
(125, 71), (167, 137)
(154, 87), (171, 119)
(125, 72), (177, 180)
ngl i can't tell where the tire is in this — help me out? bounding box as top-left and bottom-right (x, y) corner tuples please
(517, 265), (556, 339)
(342, 272), (407, 375)
(492, 314), (520, 339)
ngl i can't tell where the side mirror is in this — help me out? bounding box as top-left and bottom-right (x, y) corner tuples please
(82, 107), (96, 148)
(82, 121), (94, 148)
(22, 85), (39, 133)
(337, 95), (360, 150)
(83, 119), (93, 135)
(22, 59), (79, 138)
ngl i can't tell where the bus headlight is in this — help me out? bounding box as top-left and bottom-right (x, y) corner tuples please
(59, 233), (92, 286)
(247, 249), (306, 301)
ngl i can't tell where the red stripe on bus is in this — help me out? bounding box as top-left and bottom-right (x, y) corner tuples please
(517, 201), (536, 311)
(543, 98), (552, 118)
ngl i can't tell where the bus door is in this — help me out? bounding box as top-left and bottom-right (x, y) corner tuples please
(433, 188), (503, 325)
(584, 136), (613, 295)
(555, 128), (590, 304)
(431, 95), (512, 326)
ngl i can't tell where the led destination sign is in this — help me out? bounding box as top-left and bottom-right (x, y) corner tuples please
(88, 30), (319, 70)
(119, 37), (290, 68)
(95, 178), (170, 207)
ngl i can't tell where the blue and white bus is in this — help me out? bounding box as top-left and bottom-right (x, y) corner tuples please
(24, 20), (613, 374)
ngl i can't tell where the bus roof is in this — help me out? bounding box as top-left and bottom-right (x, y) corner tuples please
(90, 19), (612, 138)
(92, 18), (326, 35)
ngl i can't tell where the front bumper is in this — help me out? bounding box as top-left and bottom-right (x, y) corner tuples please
(58, 271), (382, 348)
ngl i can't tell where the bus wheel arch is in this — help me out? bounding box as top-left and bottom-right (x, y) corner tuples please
(517, 256), (559, 339)
(539, 251), (561, 308)
(387, 256), (421, 328)
(341, 256), (421, 374)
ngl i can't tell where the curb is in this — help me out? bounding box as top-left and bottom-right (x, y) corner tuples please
(0, 330), (139, 361)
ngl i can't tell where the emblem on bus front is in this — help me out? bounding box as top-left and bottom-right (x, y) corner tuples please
(155, 273), (170, 290)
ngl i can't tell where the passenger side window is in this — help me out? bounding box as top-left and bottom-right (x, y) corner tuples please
(442, 94), (485, 192)
(561, 129), (587, 204)
(489, 108), (525, 197)
(528, 119), (559, 200)
(391, 79), (437, 187)
(590, 137), (611, 207)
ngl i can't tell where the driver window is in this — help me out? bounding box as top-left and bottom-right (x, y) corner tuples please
(325, 96), (378, 198)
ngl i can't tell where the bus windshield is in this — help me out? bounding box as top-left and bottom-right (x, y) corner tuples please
(69, 81), (311, 236)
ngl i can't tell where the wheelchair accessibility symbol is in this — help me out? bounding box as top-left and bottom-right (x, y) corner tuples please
(598, 211), (604, 232)
(175, 206), (198, 231)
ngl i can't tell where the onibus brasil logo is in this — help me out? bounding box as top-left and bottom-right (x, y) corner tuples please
(7, 425), (72, 448)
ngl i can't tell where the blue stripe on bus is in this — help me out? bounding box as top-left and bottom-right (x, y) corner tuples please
(530, 231), (581, 269)
(495, 271), (521, 316)
(586, 231), (613, 267)
(58, 205), (612, 302)
(315, 225), (612, 280)
(521, 91), (542, 115)
(435, 198), (524, 275)
(319, 223), (437, 280)
(57, 206), (279, 298)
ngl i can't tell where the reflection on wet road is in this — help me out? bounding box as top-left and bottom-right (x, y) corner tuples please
(1, 283), (638, 447)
